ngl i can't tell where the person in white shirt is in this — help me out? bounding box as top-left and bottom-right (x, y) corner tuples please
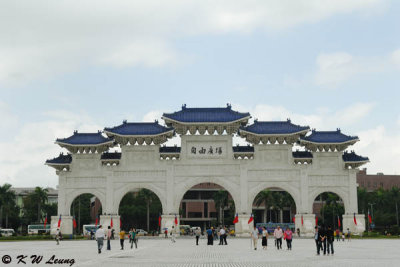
(251, 226), (259, 250)
(95, 225), (105, 254)
(273, 226), (283, 250)
(261, 226), (269, 249)
(219, 228), (226, 245)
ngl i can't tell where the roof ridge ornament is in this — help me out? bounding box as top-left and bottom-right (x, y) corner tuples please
(123, 120), (127, 124)
(287, 118), (291, 123)
(73, 130), (78, 134)
(226, 103), (232, 109)
(337, 128), (341, 132)
(182, 104), (187, 110)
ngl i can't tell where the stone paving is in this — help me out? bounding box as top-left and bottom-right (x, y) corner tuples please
(1, 237), (400, 267)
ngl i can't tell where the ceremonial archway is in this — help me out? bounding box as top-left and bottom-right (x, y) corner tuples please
(47, 105), (368, 236)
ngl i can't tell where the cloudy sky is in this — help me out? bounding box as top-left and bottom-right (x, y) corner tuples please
(1, 0), (399, 188)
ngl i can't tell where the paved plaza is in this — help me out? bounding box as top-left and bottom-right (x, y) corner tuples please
(1, 237), (400, 267)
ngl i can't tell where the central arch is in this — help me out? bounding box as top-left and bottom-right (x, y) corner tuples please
(248, 182), (301, 214)
(173, 177), (241, 215)
(113, 183), (167, 214)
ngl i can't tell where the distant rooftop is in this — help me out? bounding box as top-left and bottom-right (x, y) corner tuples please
(240, 119), (309, 135)
(56, 131), (114, 145)
(162, 104), (250, 123)
(300, 129), (359, 144)
(104, 121), (174, 136)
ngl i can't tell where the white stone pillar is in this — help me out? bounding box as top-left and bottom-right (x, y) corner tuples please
(235, 214), (252, 237)
(295, 214), (315, 237)
(50, 215), (73, 235)
(342, 214), (365, 235)
(160, 214), (180, 236)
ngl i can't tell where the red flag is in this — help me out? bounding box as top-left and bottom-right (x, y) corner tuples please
(315, 216), (318, 226)
(73, 217), (77, 229)
(158, 214), (162, 227)
(301, 215), (304, 226)
(174, 215), (178, 225)
(292, 217), (295, 223)
(57, 215), (62, 228)
(44, 216), (48, 229)
(368, 211), (372, 224)
(233, 213), (239, 224)
(338, 216), (341, 227)
(248, 214), (254, 224)
(110, 218), (113, 228)
(95, 215), (99, 227)
(353, 213), (357, 225)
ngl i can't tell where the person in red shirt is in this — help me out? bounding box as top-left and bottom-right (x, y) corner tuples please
(284, 228), (293, 250)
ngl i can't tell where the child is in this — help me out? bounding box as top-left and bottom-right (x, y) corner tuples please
(341, 232), (345, 241)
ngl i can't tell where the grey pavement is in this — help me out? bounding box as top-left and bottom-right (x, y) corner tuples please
(1, 237), (399, 266)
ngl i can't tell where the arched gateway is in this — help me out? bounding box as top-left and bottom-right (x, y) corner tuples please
(45, 105), (369, 236)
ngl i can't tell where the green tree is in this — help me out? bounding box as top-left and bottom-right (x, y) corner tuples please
(118, 190), (162, 232)
(70, 194), (94, 234)
(213, 190), (229, 225)
(138, 189), (158, 232)
(254, 189), (275, 222)
(22, 187), (49, 224)
(0, 183), (17, 228)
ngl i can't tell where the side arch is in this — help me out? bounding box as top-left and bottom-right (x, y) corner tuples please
(248, 182), (301, 213)
(65, 188), (106, 216)
(308, 187), (349, 214)
(113, 183), (167, 214)
(173, 177), (241, 215)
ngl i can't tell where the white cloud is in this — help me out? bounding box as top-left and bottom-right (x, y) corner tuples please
(234, 102), (374, 130)
(353, 126), (400, 174)
(0, 0), (386, 85)
(142, 110), (163, 123)
(392, 49), (400, 68)
(314, 49), (400, 87)
(0, 110), (103, 187)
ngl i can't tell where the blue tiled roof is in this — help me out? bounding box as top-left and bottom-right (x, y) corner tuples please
(56, 131), (114, 145)
(233, 145), (254, 153)
(45, 153), (72, 164)
(159, 146), (181, 153)
(300, 129), (359, 143)
(104, 121), (174, 136)
(162, 104), (250, 123)
(343, 151), (369, 162)
(292, 151), (313, 158)
(101, 152), (121, 160)
(240, 119), (309, 135)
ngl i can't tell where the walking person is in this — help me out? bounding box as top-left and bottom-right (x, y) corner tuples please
(129, 228), (137, 249)
(164, 229), (168, 238)
(284, 228), (293, 250)
(273, 226), (283, 250)
(297, 228), (300, 237)
(95, 225), (105, 254)
(346, 228), (351, 242)
(206, 227), (214, 245)
(106, 226), (112, 250)
(320, 225), (327, 255)
(171, 226), (176, 243)
(195, 227), (201, 246)
(219, 227), (225, 245)
(223, 226), (228, 245)
(261, 226), (268, 250)
(55, 228), (61, 245)
(326, 226), (334, 255)
(251, 226), (259, 250)
(119, 229), (126, 250)
(314, 226), (322, 256)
